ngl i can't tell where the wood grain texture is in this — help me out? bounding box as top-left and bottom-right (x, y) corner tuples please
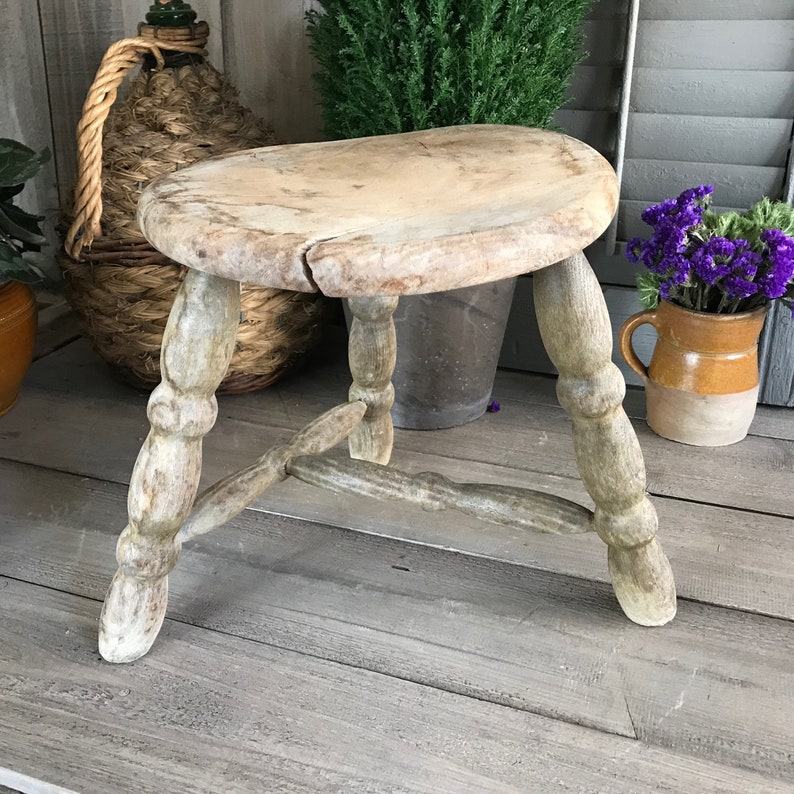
(0, 767), (77, 794)
(221, 0), (322, 143)
(2, 472), (794, 781)
(137, 125), (618, 296)
(346, 296), (397, 464)
(534, 253), (675, 625)
(4, 338), (794, 622)
(288, 450), (594, 535)
(99, 271), (240, 663)
(179, 400), (366, 542)
(758, 300), (794, 407)
(4, 580), (791, 794)
(32, 297), (81, 361)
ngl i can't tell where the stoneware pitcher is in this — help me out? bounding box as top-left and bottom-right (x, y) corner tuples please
(618, 300), (769, 446)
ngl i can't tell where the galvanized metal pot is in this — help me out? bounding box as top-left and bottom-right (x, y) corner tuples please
(347, 278), (516, 430)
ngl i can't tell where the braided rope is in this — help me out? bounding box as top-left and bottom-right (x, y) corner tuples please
(65, 25), (208, 258)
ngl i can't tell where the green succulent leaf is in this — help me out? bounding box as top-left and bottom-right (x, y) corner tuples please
(0, 241), (41, 283)
(0, 184), (25, 202)
(0, 139), (50, 187)
(0, 202), (46, 247)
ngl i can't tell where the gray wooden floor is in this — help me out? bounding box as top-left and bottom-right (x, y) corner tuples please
(1, 312), (793, 793)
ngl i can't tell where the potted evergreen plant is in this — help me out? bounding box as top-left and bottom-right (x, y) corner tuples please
(307, 0), (591, 429)
(0, 138), (51, 415)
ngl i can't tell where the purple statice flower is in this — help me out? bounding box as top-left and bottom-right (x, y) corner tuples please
(691, 237), (739, 285)
(724, 245), (762, 300)
(626, 237), (643, 264)
(626, 185), (794, 313)
(757, 229), (794, 299)
(723, 275), (760, 300)
(640, 185), (713, 229)
(676, 184), (714, 207)
(641, 198), (678, 226)
(730, 248), (761, 282)
(661, 223), (688, 259)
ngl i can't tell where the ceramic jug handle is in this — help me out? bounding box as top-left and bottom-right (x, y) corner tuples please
(618, 309), (657, 382)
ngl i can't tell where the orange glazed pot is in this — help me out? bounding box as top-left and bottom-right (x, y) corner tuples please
(618, 299), (769, 446)
(0, 281), (37, 417)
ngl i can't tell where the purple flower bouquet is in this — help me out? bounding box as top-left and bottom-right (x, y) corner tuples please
(626, 186), (794, 314)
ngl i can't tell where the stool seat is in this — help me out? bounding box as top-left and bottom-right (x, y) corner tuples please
(138, 124), (618, 296)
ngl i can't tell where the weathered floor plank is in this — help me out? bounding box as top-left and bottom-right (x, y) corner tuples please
(5, 340), (793, 621)
(2, 461), (793, 780)
(15, 338), (794, 521)
(4, 330), (794, 790)
(2, 578), (792, 794)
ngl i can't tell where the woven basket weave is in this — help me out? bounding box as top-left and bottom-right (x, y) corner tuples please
(60, 22), (326, 393)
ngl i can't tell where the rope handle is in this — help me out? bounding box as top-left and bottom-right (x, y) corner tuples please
(65, 29), (207, 259)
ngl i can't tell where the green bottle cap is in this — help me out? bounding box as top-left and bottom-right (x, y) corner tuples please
(145, 0), (197, 27)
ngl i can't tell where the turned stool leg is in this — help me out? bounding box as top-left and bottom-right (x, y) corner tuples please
(98, 270), (241, 662)
(533, 252), (676, 625)
(347, 296), (398, 465)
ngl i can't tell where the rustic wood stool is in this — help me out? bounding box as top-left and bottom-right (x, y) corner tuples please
(99, 125), (677, 663)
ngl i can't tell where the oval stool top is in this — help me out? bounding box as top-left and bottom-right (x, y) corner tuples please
(138, 124), (618, 296)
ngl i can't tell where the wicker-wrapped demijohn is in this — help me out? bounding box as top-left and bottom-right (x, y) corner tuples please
(61, 1), (326, 393)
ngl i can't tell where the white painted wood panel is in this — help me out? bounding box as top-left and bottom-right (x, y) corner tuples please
(556, 112), (791, 168)
(632, 68), (794, 118)
(759, 301), (794, 406)
(593, 0), (794, 20)
(560, 66), (622, 111)
(620, 160), (785, 208)
(642, 0), (794, 21)
(579, 18), (625, 66)
(39, 0), (144, 201)
(627, 115), (792, 167)
(635, 21), (794, 71)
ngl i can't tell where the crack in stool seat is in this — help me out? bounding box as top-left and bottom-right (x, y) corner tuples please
(98, 124), (676, 664)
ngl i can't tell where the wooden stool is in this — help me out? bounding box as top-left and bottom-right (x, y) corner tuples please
(99, 125), (676, 663)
